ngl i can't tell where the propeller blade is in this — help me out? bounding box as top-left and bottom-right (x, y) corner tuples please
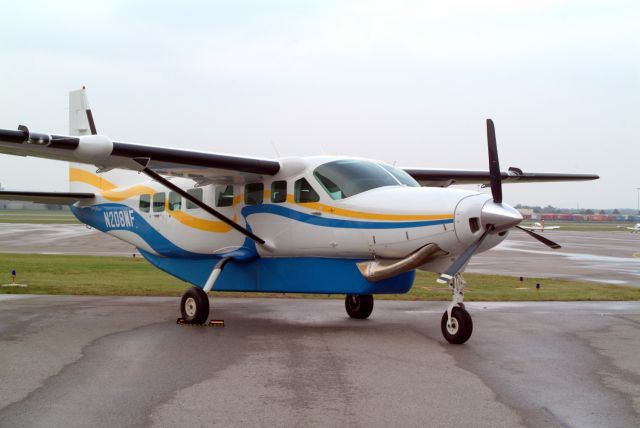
(486, 119), (502, 204)
(516, 226), (561, 249)
(437, 225), (495, 283)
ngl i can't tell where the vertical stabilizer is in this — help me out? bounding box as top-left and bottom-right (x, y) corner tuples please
(69, 87), (96, 136)
(68, 87), (142, 193)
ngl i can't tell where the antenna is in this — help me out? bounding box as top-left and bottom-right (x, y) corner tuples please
(270, 140), (281, 158)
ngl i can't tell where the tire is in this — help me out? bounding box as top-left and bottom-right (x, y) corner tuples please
(180, 287), (210, 324)
(440, 306), (473, 344)
(345, 294), (374, 319)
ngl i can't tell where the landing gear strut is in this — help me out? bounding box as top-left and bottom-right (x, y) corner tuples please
(441, 274), (473, 344)
(179, 257), (232, 325)
(345, 294), (374, 319)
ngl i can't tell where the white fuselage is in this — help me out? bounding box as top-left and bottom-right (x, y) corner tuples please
(72, 156), (510, 274)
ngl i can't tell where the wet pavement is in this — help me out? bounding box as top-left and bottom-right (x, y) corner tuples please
(470, 230), (640, 286)
(0, 296), (638, 428)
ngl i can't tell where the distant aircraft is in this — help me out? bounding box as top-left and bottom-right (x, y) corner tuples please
(0, 88), (599, 344)
(519, 221), (560, 232)
(626, 223), (640, 233)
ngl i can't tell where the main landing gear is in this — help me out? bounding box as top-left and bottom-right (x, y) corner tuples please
(180, 287), (210, 324)
(179, 257), (232, 325)
(345, 294), (374, 319)
(441, 274), (473, 344)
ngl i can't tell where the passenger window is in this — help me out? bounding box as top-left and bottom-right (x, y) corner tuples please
(271, 181), (287, 203)
(153, 192), (165, 212)
(215, 185), (234, 207)
(294, 178), (319, 203)
(244, 183), (264, 205)
(139, 194), (150, 213)
(186, 188), (203, 209)
(168, 192), (182, 211)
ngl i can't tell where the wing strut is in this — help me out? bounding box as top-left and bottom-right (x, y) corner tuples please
(137, 163), (266, 246)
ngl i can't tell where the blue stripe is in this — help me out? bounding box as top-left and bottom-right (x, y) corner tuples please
(242, 204), (453, 229)
(71, 204), (217, 258)
(71, 202), (451, 259)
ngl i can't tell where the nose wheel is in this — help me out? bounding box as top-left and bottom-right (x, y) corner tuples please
(441, 306), (473, 344)
(441, 274), (473, 344)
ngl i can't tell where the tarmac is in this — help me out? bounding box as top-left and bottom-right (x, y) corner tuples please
(0, 296), (638, 428)
(1, 224), (639, 426)
(470, 229), (640, 286)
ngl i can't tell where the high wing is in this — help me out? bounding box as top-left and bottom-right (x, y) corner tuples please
(0, 126), (281, 185)
(403, 167), (599, 187)
(0, 191), (95, 204)
(0, 86), (597, 188)
(0, 125), (599, 187)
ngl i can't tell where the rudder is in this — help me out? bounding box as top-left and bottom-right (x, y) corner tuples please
(68, 87), (142, 193)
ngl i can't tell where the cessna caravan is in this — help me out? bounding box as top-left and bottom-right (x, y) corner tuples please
(0, 88), (598, 344)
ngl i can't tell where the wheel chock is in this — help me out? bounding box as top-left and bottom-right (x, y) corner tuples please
(176, 318), (225, 327)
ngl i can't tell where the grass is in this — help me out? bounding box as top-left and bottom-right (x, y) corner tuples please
(0, 209), (79, 224)
(1, 253), (638, 301)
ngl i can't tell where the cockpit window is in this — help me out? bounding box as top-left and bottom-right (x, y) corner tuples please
(379, 164), (420, 187)
(313, 160), (415, 200)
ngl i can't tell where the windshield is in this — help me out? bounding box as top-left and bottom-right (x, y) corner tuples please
(313, 160), (418, 200)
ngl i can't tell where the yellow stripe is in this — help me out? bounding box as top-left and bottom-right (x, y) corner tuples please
(70, 168), (234, 232)
(167, 209), (235, 233)
(69, 168), (117, 191)
(284, 195), (453, 221)
(71, 168), (451, 225)
(102, 185), (156, 202)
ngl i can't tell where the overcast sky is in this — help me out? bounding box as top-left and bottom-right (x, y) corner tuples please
(0, 0), (638, 209)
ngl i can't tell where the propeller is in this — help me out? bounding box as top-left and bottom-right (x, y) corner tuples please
(436, 119), (561, 283)
(437, 225), (494, 283)
(486, 119), (502, 204)
(515, 225), (561, 249)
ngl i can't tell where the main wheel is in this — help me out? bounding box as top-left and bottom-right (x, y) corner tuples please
(180, 287), (210, 324)
(440, 306), (473, 344)
(345, 294), (374, 319)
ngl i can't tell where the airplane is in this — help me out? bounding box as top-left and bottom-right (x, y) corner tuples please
(625, 223), (640, 233)
(519, 221), (560, 232)
(0, 88), (599, 344)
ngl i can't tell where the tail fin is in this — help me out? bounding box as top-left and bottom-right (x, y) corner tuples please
(68, 87), (142, 193)
(69, 87), (96, 136)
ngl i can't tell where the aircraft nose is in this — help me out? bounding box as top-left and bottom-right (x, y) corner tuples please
(481, 201), (523, 233)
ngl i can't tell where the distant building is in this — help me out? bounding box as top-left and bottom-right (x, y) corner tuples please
(517, 208), (534, 220)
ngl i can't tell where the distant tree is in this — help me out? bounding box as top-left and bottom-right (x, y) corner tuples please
(613, 209), (620, 215)
(539, 205), (558, 213)
(585, 209), (595, 215)
(599, 209), (606, 215)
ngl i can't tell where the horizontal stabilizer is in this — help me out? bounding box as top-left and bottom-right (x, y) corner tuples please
(0, 191), (94, 205)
